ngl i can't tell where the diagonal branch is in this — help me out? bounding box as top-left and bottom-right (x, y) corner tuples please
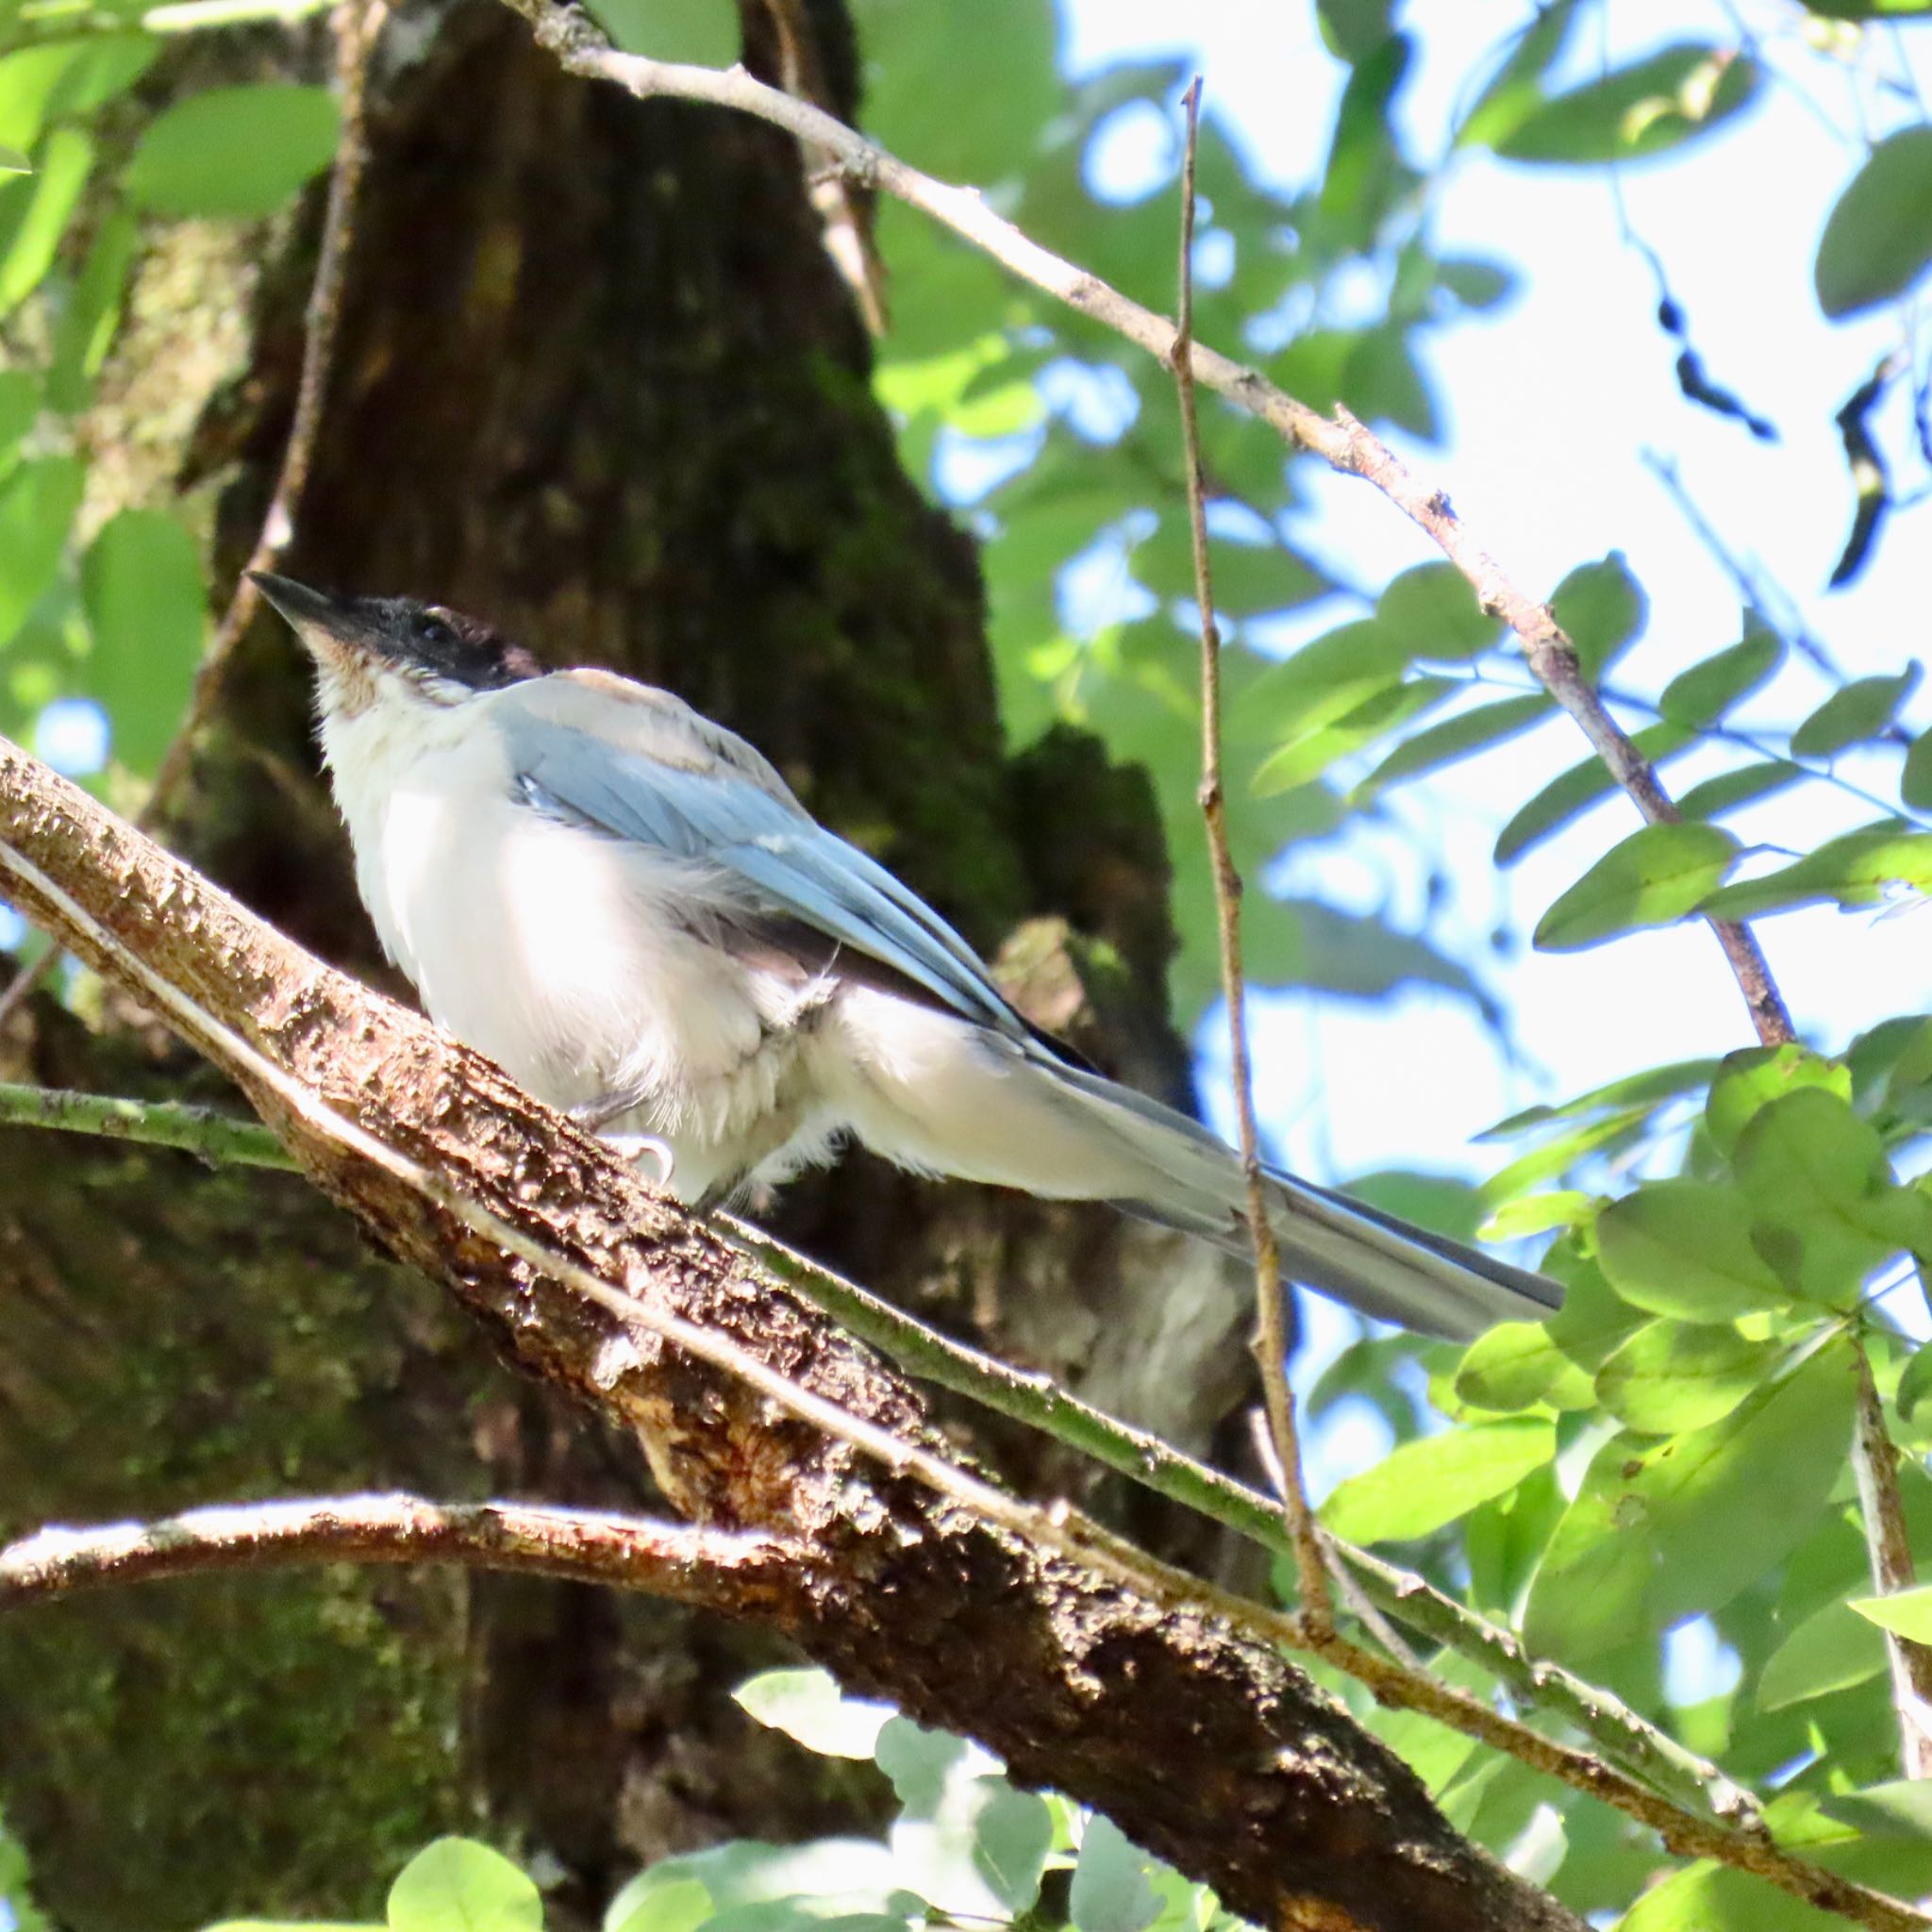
(0, 1492), (801, 1612)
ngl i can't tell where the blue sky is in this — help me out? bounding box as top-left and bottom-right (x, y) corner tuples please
(1052, 2), (1932, 1507)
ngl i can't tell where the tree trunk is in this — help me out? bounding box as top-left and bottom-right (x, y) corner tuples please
(0, 5), (1253, 1924)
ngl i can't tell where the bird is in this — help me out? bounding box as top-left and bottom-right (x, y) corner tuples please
(255, 571), (1562, 1340)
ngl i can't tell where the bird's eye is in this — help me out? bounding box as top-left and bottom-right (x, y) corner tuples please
(414, 611), (456, 648)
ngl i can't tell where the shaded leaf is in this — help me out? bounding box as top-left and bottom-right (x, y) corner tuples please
(1816, 125), (1932, 320)
(1790, 663), (1920, 757)
(1070, 1814), (1159, 1932)
(1676, 759), (1802, 821)
(1457, 0), (1581, 149)
(0, 453), (82, 649)
(81, 507), (207, 776)
(1757, 1598), (1888, 1711)
(1481, 1058), (1720, 1140)
(1550, 551), (1646, 677)
(1495, 720), (1689, 864)
(1356, 693), (1551, 795)
(126, 83), (340, 218)
(1658, 623), (1782, 727)
(1455, 1320), (1594, 1413)
(1494, 44), (1759, 167)
(1374, 560), (1502, 659)
(1252, 675), (1452, 796)
(1322, 1416), (1554, 1542)
(1595, 1181), (1790, 1322)
(591, 0), (737, 62)
(0, 37), (157, 154)
(1524, 1336), (1855, 1658)
(1533, 822), (1737, 951)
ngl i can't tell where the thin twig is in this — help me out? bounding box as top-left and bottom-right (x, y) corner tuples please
(483, 4), (1795, 1058)
(0, 1075), (1768, 1826)
(0, 1492), (800, 1610)
(145, 0), (391, 816)
(1170, 77), (1328, 1641)
(1854, 1342), (1932, 1777)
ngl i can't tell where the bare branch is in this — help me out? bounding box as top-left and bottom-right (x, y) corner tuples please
(1855, 1343), (1932, 1777)
(0, 1493), (801, 1612)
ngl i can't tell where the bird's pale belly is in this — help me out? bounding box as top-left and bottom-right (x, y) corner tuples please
(362, 785), (827, 1200)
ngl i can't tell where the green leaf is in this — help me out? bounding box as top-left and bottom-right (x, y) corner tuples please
(1816, 126), (1932, 320)
(0, 125), (91, 318)
(1732, 1087), (1926, 1302)
(1618, 1859), (1847, 1931)
(1481, 1057), (1720, 1140)
(1455, 1320), (1594, 1412)
(1706, 1045), (1851, 1160)
(1436, 257), (1516, 311)
(1477, 1191), (1591, 1240)
(0, 37), (158, 154)
(81, 508), (208, 777)
(1070, 1814), (1159, 1932)
(1251, 676), (1451, 796)
(1524, 1336), (1856, 1658)
(605, 1878), (710, 1932)
(1899, 1342), (1932, 1423)
(1903, 731), (1932, 811)
(1495, 721), (1689, 864)
(0, 454), (82, 649)
(731, 1666), (892, 1759)
(47, 206), (137, 414)
(125, 83), (340, 218)
(1820, 1778), (1932, 1840)
(1757, 1597), (1888, 1710)
(1676, 759), (1803, 822)
(1533, 822), (1737, 952)
(1595, 1181), (1790, 1322)
(1790, 663), (1921, 757)
(1457, 0), (1580, 149)
(1550, 550), (1647, 677)
(1355, 693), (1551, 795)
(1701, 825), (1932, 920)
(1851, 1585), (1932, 1642)
(853, 0), (1061, 185)
(387, 1840), (542, 1932)
(1244, 619), (1411, 746)
(589, 0), (737, 62)
(0, 368), (38, 467)
(1374, 560), (1501, 661)
(1595, 1318), (1768, 1431)
(1658, 624), (1783, 727)
(1322, 1416), (1554, 1542)
(1494, 44), (1759, 166)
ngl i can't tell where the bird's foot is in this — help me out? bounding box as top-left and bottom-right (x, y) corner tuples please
(604, 1133), (675, 1187)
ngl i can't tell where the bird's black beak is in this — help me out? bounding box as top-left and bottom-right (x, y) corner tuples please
(249, 571), (382, 665)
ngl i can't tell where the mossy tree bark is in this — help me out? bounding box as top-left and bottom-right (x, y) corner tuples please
(0, 4), (1254, 1924)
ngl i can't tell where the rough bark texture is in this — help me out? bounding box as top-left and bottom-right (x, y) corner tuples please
(0, 3), (1255, 1924)
(0, 736), (1590, 1932)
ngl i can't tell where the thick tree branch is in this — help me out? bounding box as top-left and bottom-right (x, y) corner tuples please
(0, 1493), (799, 1612)
(0, 737), (1598, 1932)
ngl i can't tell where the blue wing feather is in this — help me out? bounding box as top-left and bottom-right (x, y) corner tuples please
(506, 719), (1024, 1037)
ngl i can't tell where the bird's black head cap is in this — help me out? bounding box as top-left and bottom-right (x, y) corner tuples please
(251, 572), (542, 694)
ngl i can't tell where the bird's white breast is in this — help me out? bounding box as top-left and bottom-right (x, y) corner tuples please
(317, 678), (818, 1198)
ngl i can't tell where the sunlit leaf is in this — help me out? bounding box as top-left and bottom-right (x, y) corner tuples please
(0, 37), (157, 154)
(125, 83), (341, 218)
(1790, 663), (1921, 757)
(1595, 1181), (1790, 1322)
(1816, 125), (1932, 320)
(1533, 822), (1737, 951)
(1322, 1416), (1554, 1542)
(1481, 1058), (1720, 1140)
(1524, 1336), (1855, 1658)
(47, 206), (137, 414)
(1619, 1859), (1848, 1931)
(386, 1840), (541, 1932)
(0, 126), (91, 318)
(1252, 676), (1451, 795)
(1851, 1586), (1932, 1643)
(1594, 1318), (1769, 1431)
(1456, 0), (1582, 149)
(1706, 1045), (1850, 1160)
(1703, 825), (1932, 920)
(732, 1666), (893, 1759)
(1493, 45), (1759, 167)
(605, 1877), (710, 1932)
(1477, 1191), (1591, 1240)
(1455, 1319), (1594, 1412)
